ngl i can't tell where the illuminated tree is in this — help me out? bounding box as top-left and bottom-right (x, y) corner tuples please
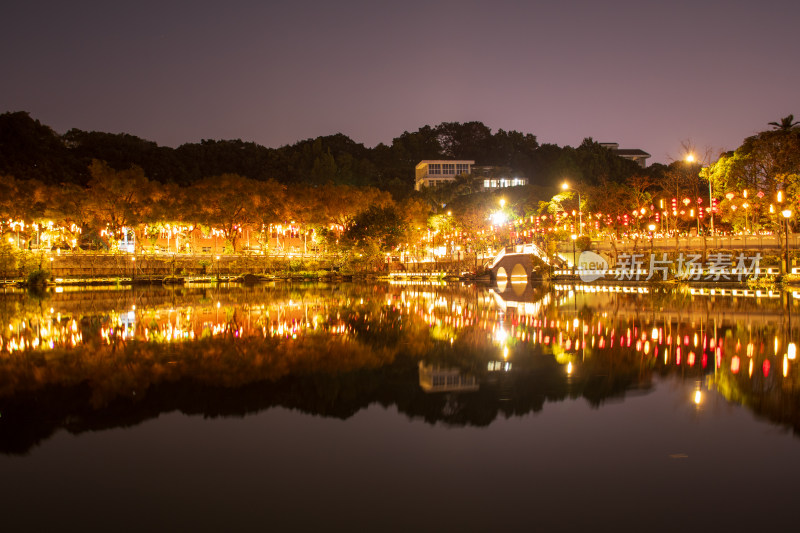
(84, 160), (159, 249)
(190, 173), (258, 252)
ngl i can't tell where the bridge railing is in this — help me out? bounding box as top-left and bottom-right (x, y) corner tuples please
(491, 241), (558, 271)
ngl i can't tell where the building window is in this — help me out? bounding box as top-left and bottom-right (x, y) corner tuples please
(442, 163), (455, 175)
(456, 163), (470, 175)
(428, 163), (441, 175)
(484, 179), (490, 188)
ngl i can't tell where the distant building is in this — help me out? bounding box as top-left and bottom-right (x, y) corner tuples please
(414, 160), (527, 191)
(599, 142), (651, 168)
(415, 160), (474, 191)
(471, 166), (528, 190)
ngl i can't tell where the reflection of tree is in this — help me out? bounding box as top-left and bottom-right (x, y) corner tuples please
(2, 283), (800, 456)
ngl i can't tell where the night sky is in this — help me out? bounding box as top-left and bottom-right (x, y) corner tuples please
(3, 0), (798, 164)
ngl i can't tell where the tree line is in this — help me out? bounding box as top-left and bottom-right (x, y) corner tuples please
(1, 111), (651, 196)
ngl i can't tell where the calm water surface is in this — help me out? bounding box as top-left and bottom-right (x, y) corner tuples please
(1, 282), (798, 532)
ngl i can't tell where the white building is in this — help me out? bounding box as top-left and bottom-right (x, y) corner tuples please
(414, 160), (474, 191)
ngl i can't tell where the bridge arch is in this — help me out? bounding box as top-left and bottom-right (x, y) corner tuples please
(496, 266), (507, 281)
(510, 263), (528, 280)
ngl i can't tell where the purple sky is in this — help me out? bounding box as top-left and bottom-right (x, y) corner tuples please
(3, 0), (799, 164)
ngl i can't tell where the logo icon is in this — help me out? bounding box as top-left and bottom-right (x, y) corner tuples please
(577, 251), (608, 282)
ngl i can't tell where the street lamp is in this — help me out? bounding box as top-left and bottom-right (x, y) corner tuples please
(782, 209), (792, 275)
(562, 182), (582, 236)
(648, 223), (656, 255)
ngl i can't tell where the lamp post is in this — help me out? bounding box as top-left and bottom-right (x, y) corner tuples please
(571, 233), (578, 275)
(782, 209), (792, 275)
(706, 170), (714, 236)
(648, 223), (656, 255)
(562, 182), (582, 236)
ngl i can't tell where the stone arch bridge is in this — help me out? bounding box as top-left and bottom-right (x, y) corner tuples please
(490, 243), (562, 282)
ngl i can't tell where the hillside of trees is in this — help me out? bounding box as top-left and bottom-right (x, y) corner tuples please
(0, 111), (654, 196)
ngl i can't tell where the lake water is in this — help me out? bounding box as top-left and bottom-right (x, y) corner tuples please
(1, 282), (798, 532)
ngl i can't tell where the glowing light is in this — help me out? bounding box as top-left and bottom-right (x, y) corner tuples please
(694, 390), (702, 405)
(789, 343), (797, 360)
(490, 210), (508, 225)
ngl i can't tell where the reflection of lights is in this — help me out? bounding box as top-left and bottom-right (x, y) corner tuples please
(567, 362), (573, 375)
(503, 346), (509, 359)
(495, 327), (508, 344)
(694, 390), (702, 405)
(731, 356), (740, 374)
(789, 343), (797, 360)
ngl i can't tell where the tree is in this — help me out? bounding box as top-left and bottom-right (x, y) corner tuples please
(0, 111), (83, 185)
(188, 173), (258, 252)
(768, 114), (799, 132)
(340, 205), (406, 270)
(703, 123), (800, 234)
(84, 160), (158, 249)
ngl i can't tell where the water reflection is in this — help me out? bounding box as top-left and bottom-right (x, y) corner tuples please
(1, 281), (799, 454)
